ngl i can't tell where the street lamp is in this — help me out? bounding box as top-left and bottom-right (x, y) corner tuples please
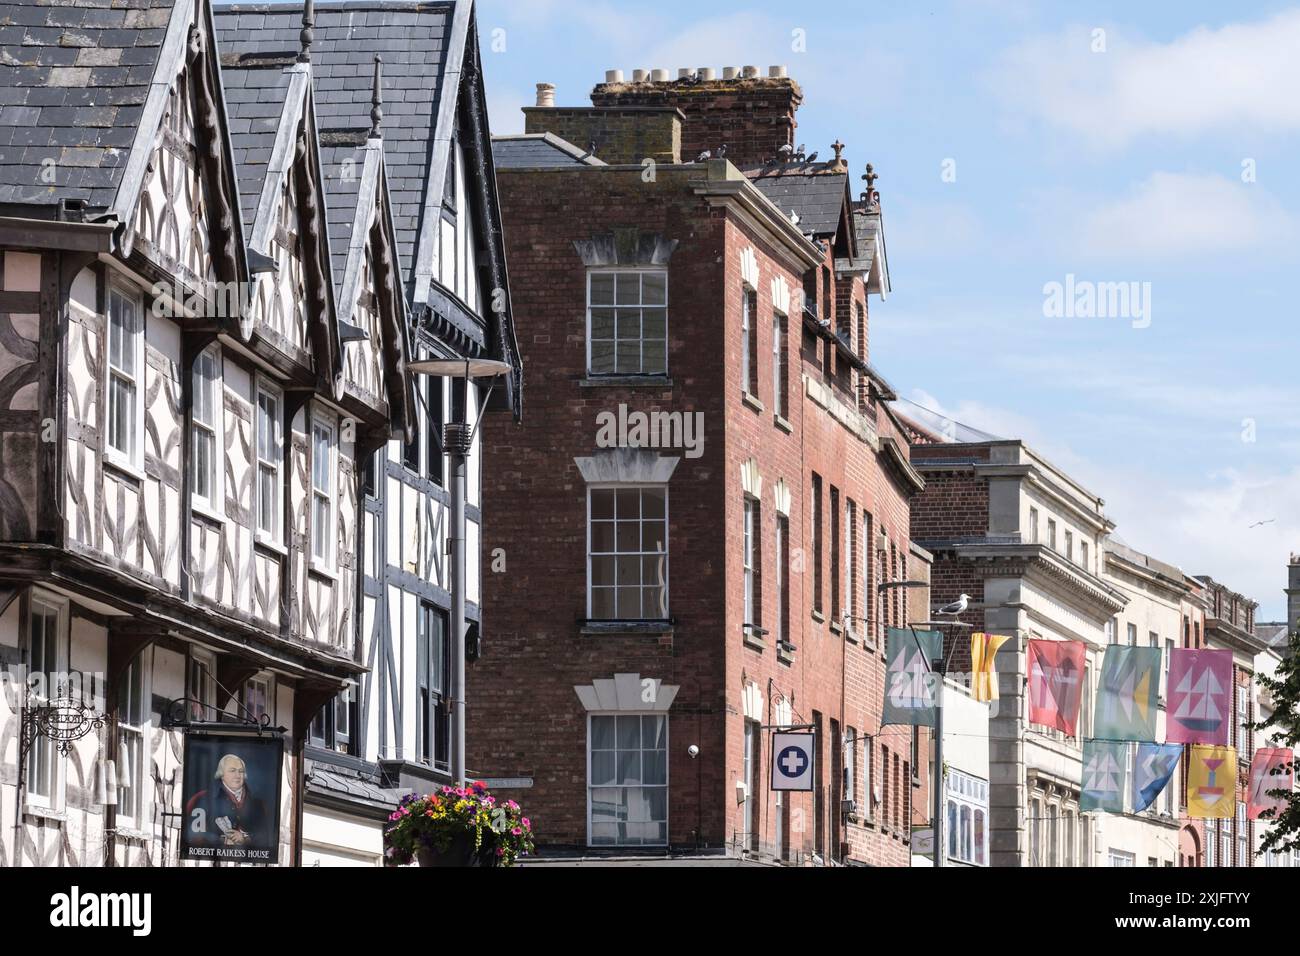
(407, 356), (512, 787)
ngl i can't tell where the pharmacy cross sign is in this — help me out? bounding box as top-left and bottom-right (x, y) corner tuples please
(771, 732), (816, 792)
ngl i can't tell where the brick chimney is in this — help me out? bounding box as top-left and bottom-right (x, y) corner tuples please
(522, 102), (683, 165)
(590, 66), (802, 168)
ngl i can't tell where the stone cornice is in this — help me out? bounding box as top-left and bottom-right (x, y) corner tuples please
(924, 540), (1128, 615)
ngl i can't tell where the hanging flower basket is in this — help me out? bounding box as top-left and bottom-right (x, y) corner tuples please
(385, 782), (535, 868)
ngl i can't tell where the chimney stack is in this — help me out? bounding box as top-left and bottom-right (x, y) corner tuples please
(591, 66), (803, 168)
(535, 83), (556, 108)
(606, 69), (624, 84)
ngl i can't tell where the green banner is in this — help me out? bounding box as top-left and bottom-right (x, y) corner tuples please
(883, 628), (942, 728)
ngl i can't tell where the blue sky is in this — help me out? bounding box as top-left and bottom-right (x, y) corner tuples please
(479, 0), (1300, 619)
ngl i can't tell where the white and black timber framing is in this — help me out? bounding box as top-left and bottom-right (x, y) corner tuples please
(214, 0), (521, 860)
(0, 0), (524, 866)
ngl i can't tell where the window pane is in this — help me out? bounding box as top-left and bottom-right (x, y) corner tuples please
(615, 586), (642, 619)
(591, 750), (616, 786)
(641, 339), (666, 376)
(642, 750), (667, 785)
(590, 274), (616, 305)
(642, 489), (665, 519)
(616, 715), (641, 750)
(616, 750), (642, 785)
(615, 340), (641, 374)
(642, 273), (667, 306)
(590, 588), (616, 619)
(615, 274), (640, 305)
(591, 490), (615, 520)
(590, 308), (615, 339)
(589, 340), (615, 375)
(591, 555), (615, 586)
(591, 717), (616, 750)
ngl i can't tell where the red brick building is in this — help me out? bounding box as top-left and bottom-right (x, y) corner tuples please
(468, 69), (928, 864)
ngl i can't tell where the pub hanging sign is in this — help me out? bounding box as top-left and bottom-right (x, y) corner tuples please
(178, 732), (284, 864)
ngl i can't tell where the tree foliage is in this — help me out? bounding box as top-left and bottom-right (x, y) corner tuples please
(1254, 630), (1300, 857)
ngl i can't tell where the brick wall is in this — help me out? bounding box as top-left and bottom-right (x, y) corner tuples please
(472, 157), (921, 865)
(523, 105), (682, 165)
(591, 77), (803, 168)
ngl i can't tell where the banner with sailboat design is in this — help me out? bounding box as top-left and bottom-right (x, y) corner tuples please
(1166, 649), (1232, 745)
(1081, 739), (1127, 812)
(1094, 646), (1160, 742)
(1132, 743), (1182, 813)
(883, 628), (941, 727)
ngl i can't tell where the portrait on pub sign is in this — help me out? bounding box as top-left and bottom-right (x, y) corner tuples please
(179, 734), (284, 863)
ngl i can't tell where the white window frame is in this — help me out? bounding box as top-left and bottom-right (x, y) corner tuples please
(947, 770), (989, 865)
(586, 485), (670, 621)
(310, 412), (337, 571)
(772, 307), (788, 419)
(586, 712), (669, 848)
(1029, 506), (1039, 544)
(254, 380), (283, 545)
(24, 590), (69, 814)
(586, 268), (669, 378)
(242, 673), (275, 726)
(191, 345), (224, 516)
(843, 499), (855, 626)
(741, 282), (757, 396)
(1109, 848), (1136, 867)
(743, 496), (758, 628)
(862, 736), (874, 822)
(187, 647), (217, 723)
(115, 648), (152, 832)
(105, 281), (146, 473)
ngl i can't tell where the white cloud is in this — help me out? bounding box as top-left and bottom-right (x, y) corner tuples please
(1078, 172), (1293, 257)
(987, 11), (1300, 147)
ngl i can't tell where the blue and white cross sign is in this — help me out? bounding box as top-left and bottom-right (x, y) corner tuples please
(770, 732), (816, 792)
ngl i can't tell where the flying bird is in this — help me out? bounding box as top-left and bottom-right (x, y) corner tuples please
(936, 594), (970, 616)
(1250, 519), (1276, 529)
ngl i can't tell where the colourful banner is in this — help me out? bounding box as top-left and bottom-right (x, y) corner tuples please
(1248, 748), (1294, 821)
(1081, 739), (1127, 813)
(1132, 743), (1182, 813)
(1187, 745), (1237, 820)
(1028, 640), (1086, 736)
(1094, 645), (1160, 742)
(971, 632), (1011, 703)
(883, 628), (941, 728)
(1167, 649), (1232, 745)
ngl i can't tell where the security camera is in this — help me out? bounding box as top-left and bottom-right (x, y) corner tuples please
(687, 745), (700, 759)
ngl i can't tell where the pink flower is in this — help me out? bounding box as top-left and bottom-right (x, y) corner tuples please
(511, 827), (522, 836)
(522, 818), (531, 828)
(506, 800), (519, 810)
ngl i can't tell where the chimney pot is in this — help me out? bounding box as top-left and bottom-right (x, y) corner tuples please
(535, 82), (556, 108)
(632, 69), (647, 83)
(723, 67), (738, 80)
(678, 68), (692, 79)
(699, 67), (716, 81)
(743, 65), (759, 78)
(606, 69), (624, 83)
(769, 65), (788, 78)
(651, 68), (670, 82)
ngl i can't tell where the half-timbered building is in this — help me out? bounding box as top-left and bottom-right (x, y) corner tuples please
(215, 0), (520, 866)
(0, 0), (517, 867)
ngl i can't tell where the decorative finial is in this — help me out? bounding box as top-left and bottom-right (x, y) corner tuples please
(863, 163), (880, 203)
(370, 55), (383, 138)
(832, 140), (845, 163)
(298, 0), (314, 63)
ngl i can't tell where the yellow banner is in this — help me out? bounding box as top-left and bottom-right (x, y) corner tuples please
(1187, 745), (1236, 819)
(971, 633), (1011, 703)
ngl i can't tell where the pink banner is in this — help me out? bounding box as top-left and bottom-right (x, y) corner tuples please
(1248, 748), (1294, 821)
(1166, 649), (1232, 745)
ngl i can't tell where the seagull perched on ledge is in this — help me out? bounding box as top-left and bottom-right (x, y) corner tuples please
(936, 594), (970, 616)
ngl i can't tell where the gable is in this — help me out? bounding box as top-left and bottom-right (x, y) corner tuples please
(116, 0), (248, 309)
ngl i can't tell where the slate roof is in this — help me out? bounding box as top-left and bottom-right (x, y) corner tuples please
(220, 62), (294, 232)
(743, 167), (848, 237)
(304, 758), (404, 815)
(0, 0), (175, 213)
(215, 2), (454, 287)
(492, 133), (603, 169)
(318, 139), (367, 289)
